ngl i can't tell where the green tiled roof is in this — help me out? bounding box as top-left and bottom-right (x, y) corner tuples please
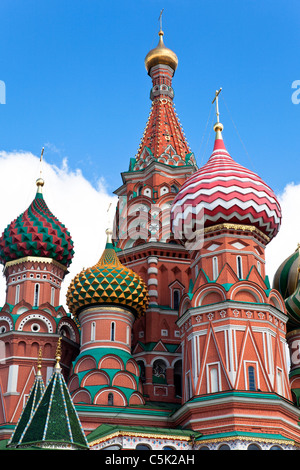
(7, 373), (45, 448)
(15, 366), (89, 449)
(87, 423), (202, 444)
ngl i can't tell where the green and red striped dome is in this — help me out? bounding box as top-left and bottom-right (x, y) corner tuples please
(0, 182), (74, 268)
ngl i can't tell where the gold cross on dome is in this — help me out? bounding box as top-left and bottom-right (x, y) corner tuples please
(212, 88), (222, 123)
(158, 9), (164, 31)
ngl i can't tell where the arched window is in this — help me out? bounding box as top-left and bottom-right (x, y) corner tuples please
(137, 185), (143, 196)
(248, 365), (256, 391)
(218, 444), (230, 450)
(153, 359), (167, 384)
(110, 322), (115, 341)
(174, 360), (182, 397)
(108, 392), (114, 406)
(212, 256), (218, 281)
(15, 285), (20, 304)
(136, 444), (152, 450)
(236, 255), (243, 279)
(33, 284), (40, 307)
(173, 289), (180, 310)
(247, 443), (261, 450)
(170, 184), (178, 193)
(137, 361), (146, 383)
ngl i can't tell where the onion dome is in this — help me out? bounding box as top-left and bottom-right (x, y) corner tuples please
(66, 229), (149, 317)
(0, 178), (74, 268)
(273, 246), (300, 327)
(145, 30), (178, 74)
(273, 247), (300, 299)
(171, 121), (282, 244)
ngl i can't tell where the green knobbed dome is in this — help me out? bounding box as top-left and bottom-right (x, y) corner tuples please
(0, 179), (74, 268)
(66, 229), (148, 317)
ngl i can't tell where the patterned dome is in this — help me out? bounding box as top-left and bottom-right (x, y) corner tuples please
(0, 179), (74, 268)
(171, 124), (282, 244)
(273, 247), (300, 328)
(273, 247), (300, 299)
(66, 229), (149, 317)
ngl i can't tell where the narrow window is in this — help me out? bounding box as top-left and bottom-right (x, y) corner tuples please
(126, 326), (130, 345)
(33, 284), (40, 307)
(91, 322), (96, 342)
(277, 369), (283, 396)
(257, 260), (261, 274)
(108, 392), (114, 406)
(111, 322), (115, 341)
(15, 285), (20, 304)
(237, 255), (243, 279)
(212, 256), (218, 280)
(51, 287), (55, 306)
(248, 365), (256, 391)
(173, 289), (180, 310)
(210, 367), (219, 393)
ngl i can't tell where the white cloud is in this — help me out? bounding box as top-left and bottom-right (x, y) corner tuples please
(265, 182), (300, 286)
(0, 149), (298, 311)
(0, 151), (117, 309)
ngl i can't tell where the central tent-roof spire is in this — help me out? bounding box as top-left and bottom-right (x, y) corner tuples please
(132, 14), (197, 172)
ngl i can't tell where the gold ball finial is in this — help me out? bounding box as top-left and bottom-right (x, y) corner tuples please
(54, 337), (62, 370)
(105, 227), (113, 244)
(213, 122), (224, 132)
(36, 177), (44, 194)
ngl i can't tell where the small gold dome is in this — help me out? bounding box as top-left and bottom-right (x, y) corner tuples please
(145, 30), (178, 74)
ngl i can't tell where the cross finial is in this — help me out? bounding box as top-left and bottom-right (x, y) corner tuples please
(212, 88), (222, 123)
(158, 9), (164, 32)
(36, 147), (45, 194)
(37, 347), (43, 375)
(54, 337), (62, 370)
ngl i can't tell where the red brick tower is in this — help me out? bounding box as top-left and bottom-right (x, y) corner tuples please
(0, 176), (79, 439)
(170, 101), (300, 444)
(65, 228), (149, 410)
(113, 28), (197, 403)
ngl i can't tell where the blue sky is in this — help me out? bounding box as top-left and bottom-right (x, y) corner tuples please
(0, 0), (299, 196)
(0, 0), (299, 304)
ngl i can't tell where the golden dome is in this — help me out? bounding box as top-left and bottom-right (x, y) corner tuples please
(145, 30), (178, 74)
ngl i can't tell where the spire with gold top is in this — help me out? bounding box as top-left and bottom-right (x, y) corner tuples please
(131, 10), (197, 171)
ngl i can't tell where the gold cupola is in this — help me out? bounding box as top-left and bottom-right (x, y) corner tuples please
(145, 30), (178, 74)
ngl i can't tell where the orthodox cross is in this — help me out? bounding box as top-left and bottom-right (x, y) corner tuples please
(158, 9), (164, 31)
(212, 88), (222, 123)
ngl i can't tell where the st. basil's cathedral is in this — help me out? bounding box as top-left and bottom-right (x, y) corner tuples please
(0, 23), (300, 451)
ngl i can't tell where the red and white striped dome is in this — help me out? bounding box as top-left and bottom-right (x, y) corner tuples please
(171, 126), (281, 244)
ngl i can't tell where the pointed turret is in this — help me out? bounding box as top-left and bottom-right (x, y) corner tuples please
(13, 339), (89, 450)
(7, 349), (45, 448)
(131, 25), (197, 172)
